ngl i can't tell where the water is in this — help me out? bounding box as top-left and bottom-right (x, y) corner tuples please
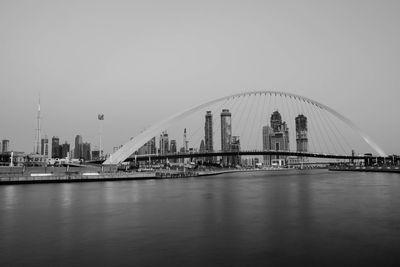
(1, 169), (400, 266)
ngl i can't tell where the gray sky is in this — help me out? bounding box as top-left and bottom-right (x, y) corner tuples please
(0, 0), (399, 155)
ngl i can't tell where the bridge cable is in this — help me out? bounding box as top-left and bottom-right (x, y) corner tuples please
(241, 94), (256, 149)
(234, 94), (251, 149)
(324, 109), (353, 154)
(307, 100), (333, 154)
(301, 98), (324, 153)
(247, 93), (260, 149)
(285, 94), (297, 153)
(315, 103), (340, 155)
(316, 106), (346, 155)
(283, 94), (296, 152)
(249, 92), (263, 150)
(306, 100), (331, 154)
(256, 92), (269, 152)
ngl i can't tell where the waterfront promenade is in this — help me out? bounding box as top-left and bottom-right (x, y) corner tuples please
(0, 166), (277, 185)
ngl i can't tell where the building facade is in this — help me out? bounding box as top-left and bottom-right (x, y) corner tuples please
(61, 142), (70, 158)
(82, 142), (91, 161)
(159, 131), (169, 155)
(204, 111), (214, 162)
(74, 135), (83, 159)
(231, 136), (241, 166)
(2, 139), (9, 153)
(51, 136), (60, 158)
(262, 111), (290, 166)
(41, 137), (49, 157)
(220, 109), (232, 166)
(295, 114), (308, 152)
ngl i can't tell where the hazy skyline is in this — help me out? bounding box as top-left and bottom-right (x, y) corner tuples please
(1, 0), (399, 154)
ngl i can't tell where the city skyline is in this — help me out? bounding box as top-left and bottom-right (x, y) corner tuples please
(0, 97), (385, 159)
(1, 1), (399, 155)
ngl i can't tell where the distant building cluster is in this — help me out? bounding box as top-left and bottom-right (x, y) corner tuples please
(0, 98), (104, 166)
(132, 109), (243, 167)
(0, 133), (100, 167)
(262, 111), (308, 166)
(130, 108), (311, 168)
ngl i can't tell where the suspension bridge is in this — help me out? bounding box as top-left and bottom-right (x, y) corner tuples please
(103, 90), (386, 166)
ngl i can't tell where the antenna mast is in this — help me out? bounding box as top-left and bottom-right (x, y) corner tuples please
(35, 94), (41, 154)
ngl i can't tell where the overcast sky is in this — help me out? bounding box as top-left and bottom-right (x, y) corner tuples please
(0, 0), (399, 155)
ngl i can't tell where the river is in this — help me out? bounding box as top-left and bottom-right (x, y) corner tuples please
(1, 169), (399, 266)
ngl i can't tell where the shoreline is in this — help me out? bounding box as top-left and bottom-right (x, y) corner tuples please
(0, 172), (156, 185)
(329, 166), (400, 173)
(0, 168), (298, 185)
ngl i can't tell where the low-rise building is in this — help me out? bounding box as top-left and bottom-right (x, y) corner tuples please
(0, 151), (27, 166)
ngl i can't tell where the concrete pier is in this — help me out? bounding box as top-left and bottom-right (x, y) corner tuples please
(0, 172), (156, 185)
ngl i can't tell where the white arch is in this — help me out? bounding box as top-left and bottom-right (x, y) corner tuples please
(104, 90), (386, 164)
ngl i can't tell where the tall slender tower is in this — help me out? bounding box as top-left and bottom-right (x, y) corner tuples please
(98, 114), (104, 159)
(75, 135), (83, 159)
(183, 128), (188, 152)
(204, 111), (214, 163)
(295, 114), (308, 152)
(220, 109), (232, 166)
(204, 111), (213, 153)
(35, 95), (41, 154)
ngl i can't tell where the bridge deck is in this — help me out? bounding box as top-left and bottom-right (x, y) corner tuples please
(127, 150), (375, 162)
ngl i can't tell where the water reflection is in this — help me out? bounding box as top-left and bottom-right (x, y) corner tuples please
(1, 170), (400, 266)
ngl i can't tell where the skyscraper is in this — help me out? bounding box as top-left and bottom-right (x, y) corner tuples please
(204, 111), (214, 163)
(204, 111), (213, 152)
(183, 128), (188, 153)
(262, 125), (273, 164)
(82, 142), (91, 161)
(271, 110), (282, 132)
(41, 137), (49, 157)
(51, 136), (60, 158)
(170, 140), (177, 154)
(295, 114), (308, 152)
(231, 136), (241, 166)
(74, 135), (83, 159)
(61, 142), (70, 158)
(262, 111), (290, 166)
(159, 131), (169, 155)
(148, 137), (156, 155)
(2, 139), (9, 153)
(169, 139), (177, 163)
(220, 109), (232, 166)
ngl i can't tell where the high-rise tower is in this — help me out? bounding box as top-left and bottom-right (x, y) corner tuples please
(159, 131), (169, 155)
(204, 111), (213, 152)
(74, 135), (83, 159)
(220, 109), (232, 166)
(204, 111), (214, 163)
(270, 111), (282, 132)
(183, 128), (188, 153)
(262, 110), (290, 166)
(51, 136), (60, 158)
(2, 139), (10, 153)
(41, 137), (49, 157)
(295, 114), (308, 152)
